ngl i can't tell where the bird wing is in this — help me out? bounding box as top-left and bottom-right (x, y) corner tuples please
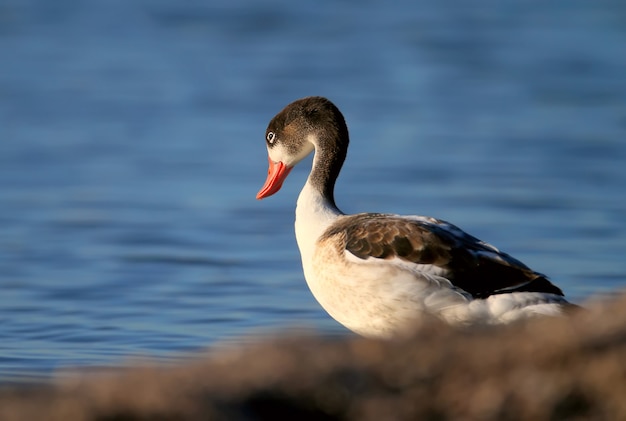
(321, 213), (563, 299)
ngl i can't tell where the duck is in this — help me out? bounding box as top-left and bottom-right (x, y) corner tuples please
(256, 96), (570, 338)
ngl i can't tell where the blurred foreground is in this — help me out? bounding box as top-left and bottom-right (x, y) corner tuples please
(2, 292), (626, 420)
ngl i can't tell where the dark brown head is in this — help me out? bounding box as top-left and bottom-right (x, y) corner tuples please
(257, 97), (349, 199)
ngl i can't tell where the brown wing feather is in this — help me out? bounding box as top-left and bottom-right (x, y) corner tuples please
(321, 213), (563, 299)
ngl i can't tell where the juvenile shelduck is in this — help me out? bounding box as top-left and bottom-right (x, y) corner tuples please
(256, 96), (569, 338)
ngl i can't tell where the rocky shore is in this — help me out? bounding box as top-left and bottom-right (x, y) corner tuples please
(1, 292), (625, 420)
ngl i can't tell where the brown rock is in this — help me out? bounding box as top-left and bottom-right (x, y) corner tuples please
(1, 293), (625, 420)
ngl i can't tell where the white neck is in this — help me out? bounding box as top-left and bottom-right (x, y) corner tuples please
(295, 179), (342, 272)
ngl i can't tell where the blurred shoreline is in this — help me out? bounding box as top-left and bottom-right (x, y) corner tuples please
(2, 291), (626, 420)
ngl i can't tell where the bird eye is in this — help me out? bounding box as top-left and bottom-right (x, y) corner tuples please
(266, 132), (275, 144)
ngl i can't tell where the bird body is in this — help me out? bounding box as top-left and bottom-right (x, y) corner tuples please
(257, 96), (569, 338)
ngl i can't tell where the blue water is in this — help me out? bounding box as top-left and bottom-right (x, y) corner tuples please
(1, 0), (625, 383)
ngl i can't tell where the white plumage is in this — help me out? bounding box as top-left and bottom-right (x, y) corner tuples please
(257, 96), (571, 338)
